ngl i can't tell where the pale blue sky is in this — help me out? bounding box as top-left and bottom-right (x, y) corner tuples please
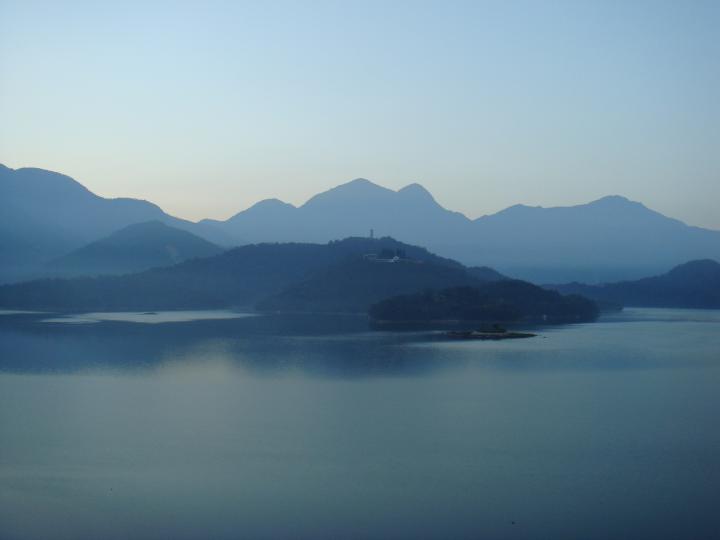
(1, 0), (718, 227)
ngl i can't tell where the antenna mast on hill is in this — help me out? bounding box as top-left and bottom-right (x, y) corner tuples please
(370, 229), (374, 239)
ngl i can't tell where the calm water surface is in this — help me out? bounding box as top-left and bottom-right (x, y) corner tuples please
(1, 308), (719, 540)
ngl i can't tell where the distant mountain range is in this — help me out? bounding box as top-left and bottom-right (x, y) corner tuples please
(207, 178), (720, 283)
(201, 179), (470, 248)
(0, 237), (505, 312)
(0, 165), (230, 282)
(48, 221), (223, 277)
(547, 259), (720, 309)
(3, 164), (720, 283)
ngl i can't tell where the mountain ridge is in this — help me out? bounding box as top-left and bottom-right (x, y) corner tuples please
(48, 221), (224, 277)
(0, 237), (501, 312)
(546, 259), (720, 308)
(3, 164), (720, 283)
(0, 165), (233, 282)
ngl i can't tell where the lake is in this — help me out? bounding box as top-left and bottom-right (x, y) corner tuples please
(1, 308), (719, 539)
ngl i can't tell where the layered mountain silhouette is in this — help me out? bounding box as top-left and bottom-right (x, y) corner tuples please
(3, 164), (720, 284)
(257, 258), (483, 313)
(201, 179), (720, 282)
(0, 165), (230, 282)
(48, 221), (223, 277)
(201, 178), (470, 246)
(547, 259), (720, 308)
(0, 237), (505, 312)
(464, 196), (720, 283)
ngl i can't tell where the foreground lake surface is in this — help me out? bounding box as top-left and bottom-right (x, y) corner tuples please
(1, 308), (719, 540)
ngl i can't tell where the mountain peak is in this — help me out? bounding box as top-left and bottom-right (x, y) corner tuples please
(1, 166), (95, 199)
(48, 220), (222, 276)
(248, 198), (295, 211)
(334, 178), (389, 193)
(104, 220), (212, 243)
(302, 178), (393, 208)
(347, 177), (373, 185)
(398, 182), (435, 202)
(490, 203), (538, 217)
(588, 195), (641, 208)
(226, 197), (296, 224)
(666, 259), (720, 279)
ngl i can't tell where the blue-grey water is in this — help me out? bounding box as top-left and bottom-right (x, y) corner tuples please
(1, 308), (719, 540)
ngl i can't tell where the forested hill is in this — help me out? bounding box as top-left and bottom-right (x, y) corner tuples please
(547, 259), (720, 309)
(369, 281), (599, 324)
(256, 258), (482, 313)
(48, 221), (223, 277)
(0, 237), (499, 312)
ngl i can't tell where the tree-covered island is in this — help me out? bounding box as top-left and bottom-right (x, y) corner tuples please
(369, 281), (599, 325)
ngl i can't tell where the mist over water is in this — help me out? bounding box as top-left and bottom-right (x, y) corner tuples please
(1, 309), (719, 539)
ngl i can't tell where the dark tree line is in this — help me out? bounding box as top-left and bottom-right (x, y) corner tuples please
(369, 281), (599, 324)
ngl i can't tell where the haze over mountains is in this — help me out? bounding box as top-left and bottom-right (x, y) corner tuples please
(0, 238), (502, 312)
(202, 179), (470, 248)
(2, 164), (720, 283)
(214, 180), (720, 283)
(548, 259), (720, 309)
(48, 221), (223, 277)
(0, 165), (229, 281)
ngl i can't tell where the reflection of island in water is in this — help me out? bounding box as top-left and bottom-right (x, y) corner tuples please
(0, 312), (456, 378)
(3, 308), (719, 379)
(41, 309), (254, 324)
(446, 326), (537, 340)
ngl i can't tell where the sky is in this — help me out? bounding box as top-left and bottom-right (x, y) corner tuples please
(1, 0), (718, 228)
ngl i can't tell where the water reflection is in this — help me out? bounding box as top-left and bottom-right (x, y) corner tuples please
(1, 309), (720, 540)
(1, 309), (719, 378)
(41, 309), (255, 324)
(0, 313), (458, 378)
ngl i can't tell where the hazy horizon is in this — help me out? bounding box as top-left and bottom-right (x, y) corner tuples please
(1, 1), (718, 228)
(3, 162), (720, 232)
